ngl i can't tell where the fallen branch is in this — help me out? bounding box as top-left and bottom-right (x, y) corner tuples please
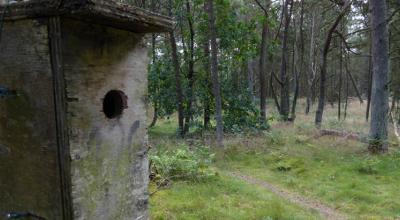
(315, 129), (366, 142)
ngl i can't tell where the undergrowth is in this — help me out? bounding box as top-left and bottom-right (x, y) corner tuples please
(149, 144), (217, 186)
(149, 99), (400, 219)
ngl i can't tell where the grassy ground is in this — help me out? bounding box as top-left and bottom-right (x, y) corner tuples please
(149, 175), (319, 220)
(148, 99), (400, 219)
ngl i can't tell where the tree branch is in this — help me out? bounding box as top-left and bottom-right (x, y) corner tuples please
(328, 0), (346, 6)
(272, 71), (284, 86)
(333, 30), (363, 55)
(254, 0), (269, 16)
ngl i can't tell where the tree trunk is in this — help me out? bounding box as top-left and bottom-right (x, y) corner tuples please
(338, 31), (343, 120)
(344, 61), (349, 119)
(366, 33), (373, 121)
(291, 0), (304, 121)
(247, 60), (256, 103)
(344, 56), (364, 104)
(202, 7), (212, 130)
(183, 0), (196, 134)
(203, 101), (211, 129)
(207, 0), (223, 147)
(368, 0), (389, 153)
(290, 9), (297, 121)
(270, 72), (280, 112)
(255, 0), (271, 116)
(168, 0), (184, 137)
(306, 11), (316, 114)
(259, 21), (269, 121)
(315, 0), (351, 127)
(150, 33), (158, 128)
(279, 0), (293, 121)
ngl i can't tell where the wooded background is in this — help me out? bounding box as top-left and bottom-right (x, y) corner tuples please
(123, 0), (400, 152)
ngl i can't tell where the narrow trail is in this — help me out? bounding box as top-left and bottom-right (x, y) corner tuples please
(228, 171), (346, 220)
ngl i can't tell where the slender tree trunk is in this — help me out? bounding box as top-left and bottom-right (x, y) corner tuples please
(344, 65), (349, 119)
(270, 72), (281, 112)
(202, 7), (212, 130)
(291, 67), (299, 121)
(306, 11), (316, 114)
(298, 0), (305, 89)
(207, 0), (223, 147)
(168, 0), (184, 137)
(179, 21), (190, 133)
(183, 0), (196, 134)
(259, 22), (269, 121)
(203, 101), (211, 129)
(290, 11), (298, 121)
(169, 32), (185, 136)
(247, 60), (256, 103)
(366, 34), (373, 121)
(369, 0), (389, 153)
(274, 0), (285, 41)
(338, 32), (343, 120)
(279, 0), (293, 121)
(344, 57), (364, 104)
(259, 0), (270, 121)
(150, 33), (158, 128)
(291, 0), (304, 121)
(315, 0), (351, 127)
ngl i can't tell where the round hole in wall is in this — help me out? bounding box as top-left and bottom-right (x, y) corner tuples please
(102, 90), (128, 119)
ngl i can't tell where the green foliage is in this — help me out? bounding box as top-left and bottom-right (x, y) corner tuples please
(150, 144), (217, 183)
(148, 41), (178, 117)
(223, 91), (270, 133)
(146, 0), (279, 134)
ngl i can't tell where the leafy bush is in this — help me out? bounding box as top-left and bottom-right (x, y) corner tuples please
(150, 144), (217, 185)
(222, 90), (270, 133)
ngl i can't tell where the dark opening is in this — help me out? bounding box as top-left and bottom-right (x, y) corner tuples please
(102, 90), (128, 119)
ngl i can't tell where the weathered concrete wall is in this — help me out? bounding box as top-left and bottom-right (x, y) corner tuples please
(0, 19), (63, 219)
(61, 18), (149, 220)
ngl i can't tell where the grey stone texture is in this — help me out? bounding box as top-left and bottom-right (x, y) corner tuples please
(63, 18), (149, 220)
(0, 1), (172, 219)
(0, 18), (64, 219)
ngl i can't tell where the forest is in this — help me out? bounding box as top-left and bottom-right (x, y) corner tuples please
(134, 0), (400, 148)
(133, 0), (400, 219)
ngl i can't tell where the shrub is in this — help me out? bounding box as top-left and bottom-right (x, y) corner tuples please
(222, 92), (270, 133)
(150, 144), (217, 185)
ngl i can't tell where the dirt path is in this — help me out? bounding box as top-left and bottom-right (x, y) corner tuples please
(228, 171), (346, 220)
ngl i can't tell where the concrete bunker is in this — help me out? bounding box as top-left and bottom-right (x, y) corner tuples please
(0, 0), (173, 219)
